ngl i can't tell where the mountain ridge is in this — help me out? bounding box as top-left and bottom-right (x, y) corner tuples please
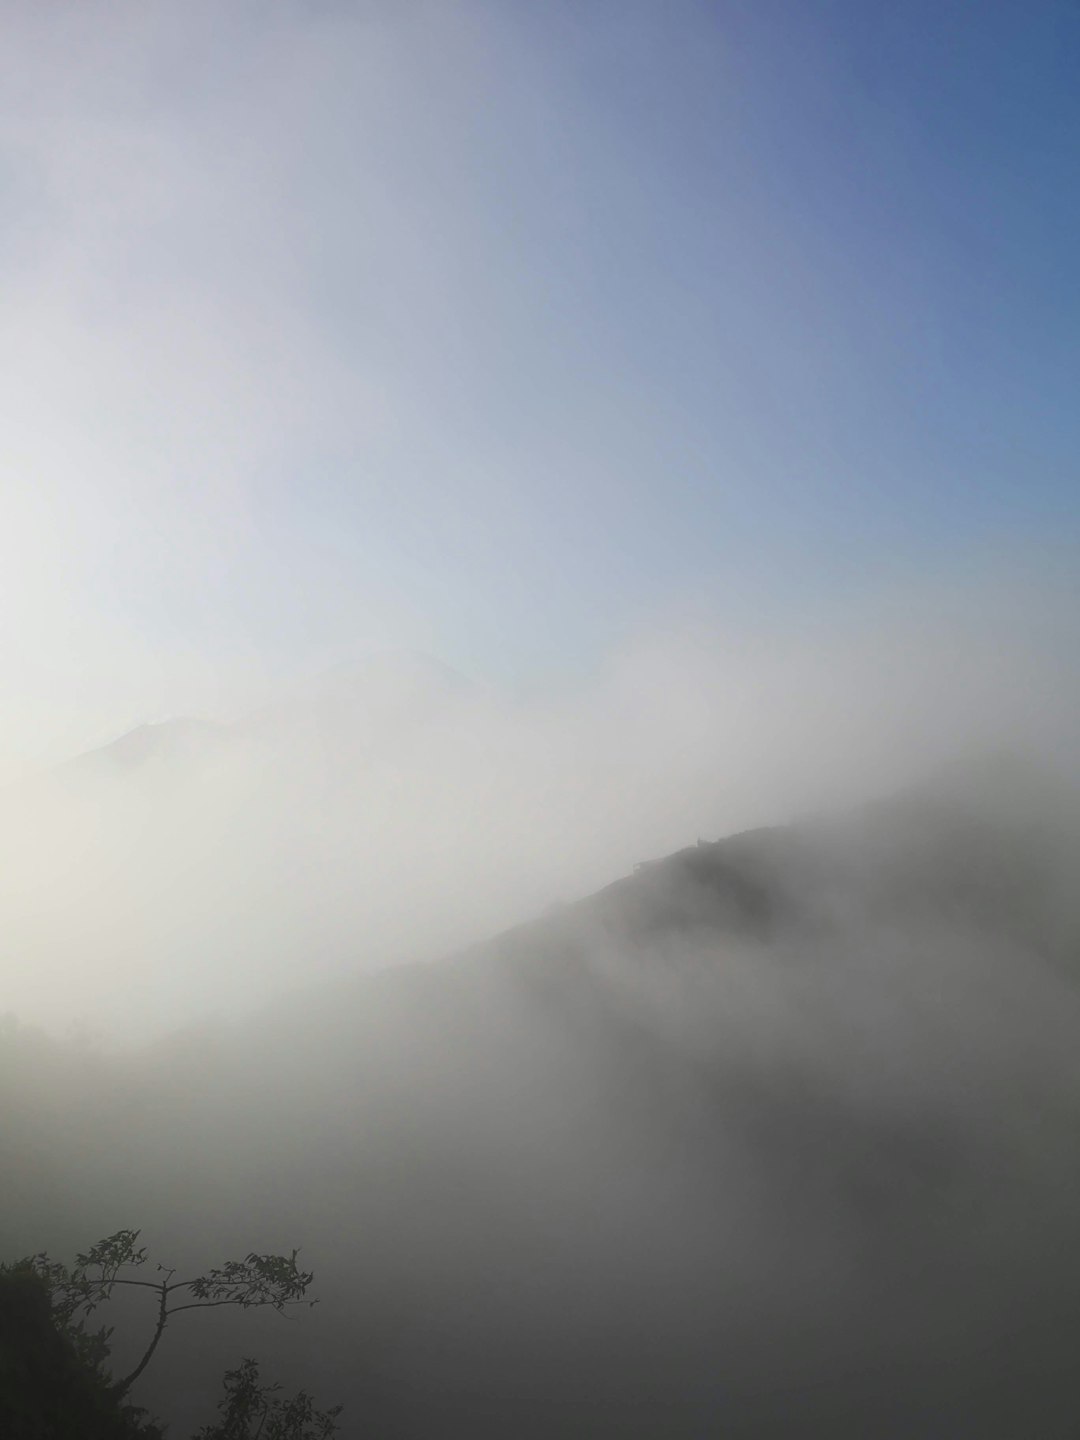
(4, 763), (1080, 1435)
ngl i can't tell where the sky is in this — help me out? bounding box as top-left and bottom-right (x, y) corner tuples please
(2, 0), (1079, 778)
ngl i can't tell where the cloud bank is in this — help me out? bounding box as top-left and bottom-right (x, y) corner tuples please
(2, 568), (1076, 1039)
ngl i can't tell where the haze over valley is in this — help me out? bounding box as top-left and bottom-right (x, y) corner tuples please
(3, 595), (1075, 1041)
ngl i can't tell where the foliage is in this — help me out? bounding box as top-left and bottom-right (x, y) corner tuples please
(195, 1358), (342, 1440)
(0, 1265), (163, 1439)
(23, 1228), (316, 1395)
(4, 1231), (340, 1439)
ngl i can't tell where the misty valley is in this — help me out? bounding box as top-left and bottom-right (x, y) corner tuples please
(4, 741), (1080, 1436)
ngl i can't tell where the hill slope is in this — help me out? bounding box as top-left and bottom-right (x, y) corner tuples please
(4, 768), (1080, 1436)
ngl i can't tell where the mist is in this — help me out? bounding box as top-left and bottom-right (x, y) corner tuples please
(3, 2), (1080, 1435)
(5, 707), (1080, 1435)
(2, 564), (1076, 1041)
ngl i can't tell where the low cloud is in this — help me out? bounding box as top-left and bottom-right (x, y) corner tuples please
(1, 568), (1076, 1040)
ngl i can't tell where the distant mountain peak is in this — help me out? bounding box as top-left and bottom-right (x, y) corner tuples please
(64, 716), (227, 775)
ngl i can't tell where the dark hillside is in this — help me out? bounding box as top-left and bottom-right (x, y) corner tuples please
(4, 771), (1080, 1436)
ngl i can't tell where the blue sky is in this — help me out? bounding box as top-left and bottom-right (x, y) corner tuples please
(1, 0), (1078, 767)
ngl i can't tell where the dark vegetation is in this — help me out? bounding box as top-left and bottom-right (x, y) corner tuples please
(0, 1266), (161, 1440)
(3, 765), (1080, 1435)
(0, 1231), (338, 1439)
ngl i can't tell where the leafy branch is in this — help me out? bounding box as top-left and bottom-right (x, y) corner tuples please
(195, 1357), (342, 1440)
(23, 1229), (317, 1398)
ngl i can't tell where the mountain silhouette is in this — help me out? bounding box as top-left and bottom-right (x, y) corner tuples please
(5, 762), (1079, 1436)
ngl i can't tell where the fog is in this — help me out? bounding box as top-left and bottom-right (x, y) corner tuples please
(3, 3), (1080, 1433)
(4, 695), (1080, 1434)
(2, 567), (1076, 1041)
(4, 576), (1080, 1434)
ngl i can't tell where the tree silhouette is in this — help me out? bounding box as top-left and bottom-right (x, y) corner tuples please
(195, 1358), (341, 1440)
(0, 1265), (163, 1439)
(27, 1229), (317, 1397)
(7, 1230), (340, 1438)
